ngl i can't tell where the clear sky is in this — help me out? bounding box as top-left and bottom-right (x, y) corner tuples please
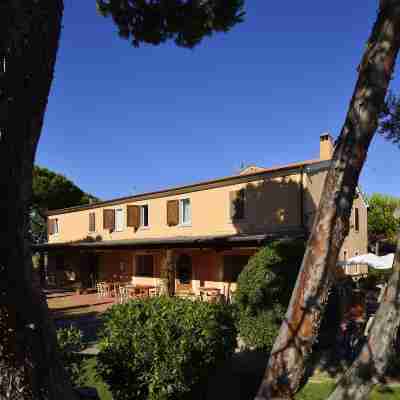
(36, 1), (400, 201)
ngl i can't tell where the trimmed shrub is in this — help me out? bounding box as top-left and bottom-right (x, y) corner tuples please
(96, 296), (237, 400)
(234, 240), (305, 351)
(57, 326), (85, 386)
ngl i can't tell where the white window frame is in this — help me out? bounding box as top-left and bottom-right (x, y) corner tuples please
(140, 204), (149, 228)
(179, 198), (191, 226)
(53, 218), (59, 235)
(115, 207), (124, 232)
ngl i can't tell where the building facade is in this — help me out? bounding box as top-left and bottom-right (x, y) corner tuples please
(38, 135), (368, 291)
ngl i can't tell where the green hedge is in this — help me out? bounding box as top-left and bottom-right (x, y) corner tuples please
(234, 240), (305, 351)
(96, 296), (237, 400)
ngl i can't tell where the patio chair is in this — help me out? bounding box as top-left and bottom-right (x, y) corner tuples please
(97, 282), (107, 298)
(118, 286), (130, 304)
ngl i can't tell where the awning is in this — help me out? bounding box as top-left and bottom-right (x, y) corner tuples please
(32, 230), (305, 252)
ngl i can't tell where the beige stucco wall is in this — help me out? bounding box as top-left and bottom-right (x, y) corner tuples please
(47, 249), (254, 292)
(305, 170), (368, 260)
(47, 166), (367, 262)
(48, 173), (304, 243)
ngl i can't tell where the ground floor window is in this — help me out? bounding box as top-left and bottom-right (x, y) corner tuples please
(223, 255), (250, 282)
(136, 255), (154, 277)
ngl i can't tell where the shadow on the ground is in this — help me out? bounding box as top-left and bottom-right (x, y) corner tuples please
(51, 301), (113, 314)
(54, 311), (105, 344)
(206, 350), (269, 400)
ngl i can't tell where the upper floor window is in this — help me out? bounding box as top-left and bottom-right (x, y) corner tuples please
(167, 198), (191, 226)
(355, 208), (360, 232)
(48, 218), (59, 235)
(89, 212), (96, 232)
(140, 205), (149, 227)
(115, 208), (124, 232)
(179, 198), (191, 225)
(230, 189), (246, 221)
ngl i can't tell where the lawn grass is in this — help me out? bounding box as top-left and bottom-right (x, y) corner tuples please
(80, 356), (400, 400)
(296, 381), (400, 400)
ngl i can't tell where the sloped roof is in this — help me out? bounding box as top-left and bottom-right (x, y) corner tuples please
(33, 230), (306, 252)
(47, 158), (323, 216)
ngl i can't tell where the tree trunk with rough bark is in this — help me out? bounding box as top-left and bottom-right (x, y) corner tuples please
(327, 234), (400, 400)
(0, 1), (77, 399)
(256, 2), (400, 399)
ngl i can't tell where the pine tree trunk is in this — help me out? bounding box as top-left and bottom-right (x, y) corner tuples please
(327, 233), (400, 400)
(0, 1), (77, 399)
(256, 2), (400, 399)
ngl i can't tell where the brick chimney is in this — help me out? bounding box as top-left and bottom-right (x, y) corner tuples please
(320, 133), (334, 160)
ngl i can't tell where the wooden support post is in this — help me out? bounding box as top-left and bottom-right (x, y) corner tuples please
(164, 249), (176, 297)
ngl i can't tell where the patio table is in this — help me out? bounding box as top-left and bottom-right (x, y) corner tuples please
(125, 284), (156, 298)
(199, 287), (221, 294)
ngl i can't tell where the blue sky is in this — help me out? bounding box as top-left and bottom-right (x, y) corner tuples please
(37, 1), (400, 200)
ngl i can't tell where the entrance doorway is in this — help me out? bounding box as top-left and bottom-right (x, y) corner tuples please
(176, 254), (192, 289)
(87, 254), (99, 288)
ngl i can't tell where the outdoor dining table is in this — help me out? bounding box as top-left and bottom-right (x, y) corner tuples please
(124, 284), (156, 297)
(199, 287), (221, 294)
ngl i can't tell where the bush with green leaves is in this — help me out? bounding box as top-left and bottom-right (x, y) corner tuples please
(234, 240), (305, 351)
(97, 296), (237, 400)
(57, 325), (85, 386)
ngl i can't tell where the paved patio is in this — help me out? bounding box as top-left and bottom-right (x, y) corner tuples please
(47, 290), (116, 344)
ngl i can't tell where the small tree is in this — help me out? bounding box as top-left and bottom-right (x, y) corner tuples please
(368, 193), (400, 245)
(235, 241), (305, 351)
(97, 297), (237, 400)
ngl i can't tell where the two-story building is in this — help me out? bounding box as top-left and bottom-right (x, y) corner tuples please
(36, 134), (368, 291)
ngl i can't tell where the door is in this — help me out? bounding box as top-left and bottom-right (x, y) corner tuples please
(88, 254), (99, 288)
(176, 254), (192, 291)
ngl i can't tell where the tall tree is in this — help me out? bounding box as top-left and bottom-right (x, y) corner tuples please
(256, 2), (400, 399)
(0, 1), (244, 399)
(379, 91), (400, 146)
(31, 166), (99, 244)
(368, 193), (400, 246)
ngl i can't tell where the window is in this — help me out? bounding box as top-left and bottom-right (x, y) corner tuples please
(115, 208), (124, 232)
(89, 212), (96, 232)
(355, 208), (360, 232)
(136, 255), (154, 277)
(179, 198), (191, 225)
(53, 219), (59, 234)
(140, 205), (149, 227)
(223, 255), (250, 282)
(230, 189), (246, 220)
(343, 250), (347, 261)
(49, 218), (59, 235)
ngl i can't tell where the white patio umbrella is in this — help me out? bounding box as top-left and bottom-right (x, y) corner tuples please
(338, 253), (394, 270)
(376, 253), (395, 270)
